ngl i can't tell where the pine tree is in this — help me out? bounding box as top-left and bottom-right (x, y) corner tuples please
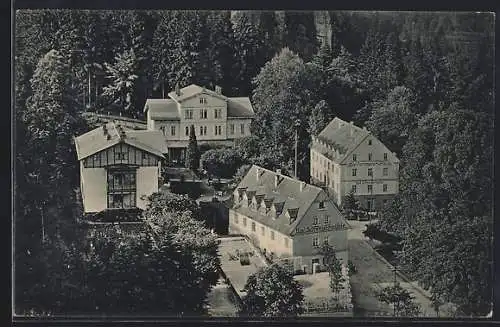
(186, 125), (200, 172)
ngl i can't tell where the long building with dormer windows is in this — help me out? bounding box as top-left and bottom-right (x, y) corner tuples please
(310, 118), (400, 211)
(143, 84), (255, 163)
(229, 165), (349, 274)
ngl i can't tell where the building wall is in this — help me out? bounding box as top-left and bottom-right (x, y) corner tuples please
(228, 209), (293, 258)
(149, 93), (253, 145)
(310, 134), (399, 210)
(136, 165), (160, 209)
(81, 167), (107, 213)
(226, 118), (252, 139)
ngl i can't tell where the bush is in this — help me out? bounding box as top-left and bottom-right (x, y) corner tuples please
(85, 208), (143, 222)
(348, 260), (357, 275)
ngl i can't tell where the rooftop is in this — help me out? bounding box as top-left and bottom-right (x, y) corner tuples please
(312, 117), (370, 163)
(74, 122), (166, 160)
(232, 165), (328, 236)
(143, 84), (255, 119)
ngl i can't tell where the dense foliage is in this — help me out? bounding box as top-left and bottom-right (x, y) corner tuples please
(15, 10), (493, 316)
(240, 263), (304, 317)
(200, 147), (244, 179)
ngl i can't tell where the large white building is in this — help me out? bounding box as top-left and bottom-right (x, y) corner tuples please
(229, 165), (349, 274)
(310, 118), (400, 211)
(143, 84), (255, 163)
(74, 122), (166, 213)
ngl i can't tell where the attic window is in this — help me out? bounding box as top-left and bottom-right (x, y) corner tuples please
(199, 97), (207, 104)
(368, 139), (372, 145)
(384, 153), (388, 161)
(319, 201), (325, 209)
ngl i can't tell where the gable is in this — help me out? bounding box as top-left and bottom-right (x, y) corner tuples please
(341, 134), (399, 165)
(293, 192), (348, 235)
(83, 142), (160, 168)
(181, 92), (227, 107)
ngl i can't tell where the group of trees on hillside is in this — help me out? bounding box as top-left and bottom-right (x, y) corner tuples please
(15, 10), (493, 317)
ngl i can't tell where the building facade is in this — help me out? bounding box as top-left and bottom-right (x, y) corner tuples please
(310, 118), (400, 211)
(229, 165), (349, 274)
(74, 122), (166, 213)
(143, 84), (255, 163)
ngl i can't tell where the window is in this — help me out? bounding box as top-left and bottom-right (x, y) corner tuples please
(170, 125), (176, 136)
(214, 125), (222, 136)
(199, 97), (207, 104)
(185, 126), (189, 136)
(319, 201), (325, 209)
(214, 108), (222, 119)
(204, 126), (207, 135)
(312, 236), (319, 247)
(383, 168), (388, 176)
(251, 222), (256, 232)
(367, 199), (373, 210)
(261, 226), (265, 236)
(352, 185), (357, 193)
(284, 237), (289, 248)
(243, 217), (247, 227)
(353, 154), (357, 161)
(368, 184), (373, 193)
(368, 168), (373, 177)
(383, 199), (387, 206)
(107, 169), (136, 209)
(200, 109), (208, 119)
(352, 168), (357, 177)
(184, 109), (193, 119)
(368, 139), (372, 145)
(383, 184), (388, 192)
(240, 124), (245, 134)
(142, 152), (148, 160)
(200, 126), (203, 136)
(271, 231), (275, 240)
(313, 216), (318, 225)
(160, 126), (166, 136)
(229, 124), (234, 135)
(324, 215), (329, 225)
(328, 162), (330, 170)
(368, 153), (372, 161)
(114, 152), (127, 161)
(384, 153), (388, 161)
(323, 237), (329, 245)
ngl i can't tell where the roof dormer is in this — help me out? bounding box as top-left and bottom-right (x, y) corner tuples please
(287, 208), (299, 224)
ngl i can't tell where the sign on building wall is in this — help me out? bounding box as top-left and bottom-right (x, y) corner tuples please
(295, 223), (348, 234)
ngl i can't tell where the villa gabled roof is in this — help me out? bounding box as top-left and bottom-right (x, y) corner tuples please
(74, 122), (166, 160)
(143, 84), (254, 118)
(232, 165), (324, 236)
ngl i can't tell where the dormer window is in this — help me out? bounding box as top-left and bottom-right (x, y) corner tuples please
(287, 208), (298, 224)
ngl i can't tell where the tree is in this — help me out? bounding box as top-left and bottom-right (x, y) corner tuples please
(377, 282), (421, 317)
(145, 191), (203, 222)
(231, 11), (267, 96)
(283, 11), (319, 61)
(317, 243), (344, 298)
(186, 125), (200, 172)
(342, 191), (359, 213)
(365, 86), (418, 156)
(200, 148), (244, 179)
(252, 48), (318, 180)
(308, 100), (331, 136)
(102, 48), (141, 114)
(240, 263), (304, 317)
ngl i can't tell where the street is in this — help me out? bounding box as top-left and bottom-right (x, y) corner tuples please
(347, 219), (438, 317)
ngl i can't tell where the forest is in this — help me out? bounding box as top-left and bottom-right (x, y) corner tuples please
(14, 10), (493, 316)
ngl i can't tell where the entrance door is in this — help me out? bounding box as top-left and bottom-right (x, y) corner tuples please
(367, 198), (373, 211)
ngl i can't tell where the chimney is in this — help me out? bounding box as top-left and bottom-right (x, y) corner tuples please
(175, 82), (180, 96)
(256, 167), (261, 181)
(107, 134), (112, 140)
(102, 123), (107, 135)
(350, 122), (354, 136)
(215, 85), (222, 94)
(300, 181), (306, 192)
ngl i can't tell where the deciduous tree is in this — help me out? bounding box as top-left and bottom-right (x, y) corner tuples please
(240, 263), (304, 317)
